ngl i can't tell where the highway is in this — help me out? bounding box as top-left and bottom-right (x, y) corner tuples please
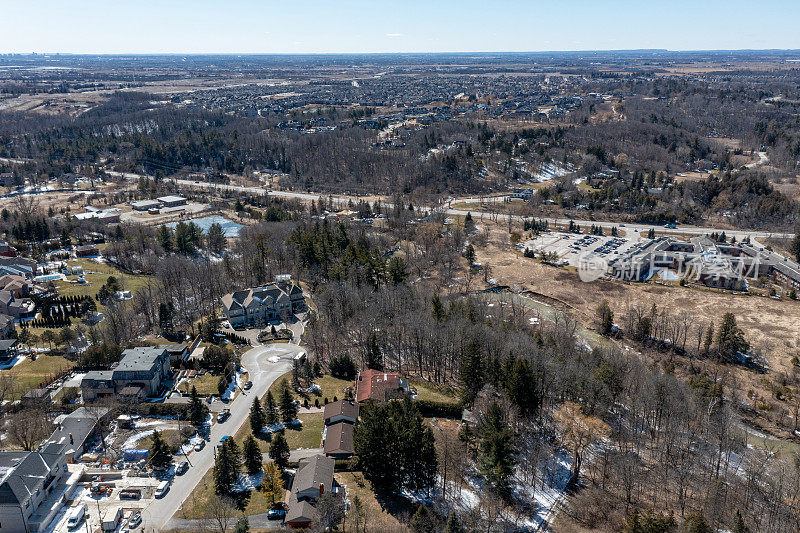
(170, 178), (795, 241)
(139, 342), (303, 531)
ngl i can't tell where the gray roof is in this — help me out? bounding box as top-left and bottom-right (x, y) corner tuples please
(0, 339), (16, 351)
(157, 195), (187, 203)
(286, 496), (319, 524)
(46, 407), (110, 453)
(292, 455), (334, 495)
(0, 442), (65, 505)
(115, 346), (168, 373)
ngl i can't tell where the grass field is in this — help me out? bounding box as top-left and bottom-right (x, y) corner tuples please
(55, 258), (153, 301)
(178, 373), (220, 396)
(335, 471), (410, 532)
(282, 413), (324, 450)
(409, 377), (460, 404)
(178, 465), (281, 520)
(267, 372), (352, 405)
(2, 355), (74, 401)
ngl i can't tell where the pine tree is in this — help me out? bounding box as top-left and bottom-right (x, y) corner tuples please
(365, 332), (383, 370)
(243, 435), (262, 475)
(478, 402), (515, 491)
(263, 390), (278, 425)
(149, 430), (173, 471)
(732, 510), (748, 533)
(459, 339), (484, 405)
(278, 380), (297, 423)
(444, 512), (463, 533)
(188, 386), (206, 427)
(249, 397), (265, 434)
(504, 358), (538, 416)
(596, 300), (614, 335)
(269, 432), (290, 471)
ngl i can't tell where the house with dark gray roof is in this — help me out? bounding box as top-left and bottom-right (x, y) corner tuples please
(47, 406), (111, 461)
(0, 442), (67, 533)
(285, 454), (341, 529)
(81, 346), (171, 401)
(221, 276), (305, 328)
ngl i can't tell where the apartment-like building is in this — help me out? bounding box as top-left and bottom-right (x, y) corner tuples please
(221, 276), (305, 328)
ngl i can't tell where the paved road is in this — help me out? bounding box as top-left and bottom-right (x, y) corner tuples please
(140, 342), (303, 532)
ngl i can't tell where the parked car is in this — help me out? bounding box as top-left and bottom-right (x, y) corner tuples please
(176, 461), (189, 475)
(243, 380), (253, 390)
(128, 513), (142, 528)
(154, 480), (170, 498)
(194, 440), (205, 452)
(218, 408), (231, 423)
(267, 504), (286, 520)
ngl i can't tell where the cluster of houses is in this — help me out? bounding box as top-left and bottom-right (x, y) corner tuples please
(285, 369), (410, 528)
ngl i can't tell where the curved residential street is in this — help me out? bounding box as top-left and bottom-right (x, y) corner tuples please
(140, 341), (303, 532)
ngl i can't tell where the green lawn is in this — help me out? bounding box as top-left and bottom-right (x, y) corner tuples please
(282, 413), (324, 450)
(178, 465), (281, 520)
(178, 373), (221, 395)
(2, 355), (75, 401)
(55, 258), (154, 301)
(409, 377), (460, 404)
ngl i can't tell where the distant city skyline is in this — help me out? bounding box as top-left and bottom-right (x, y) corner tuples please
(1, 0), (799, 55)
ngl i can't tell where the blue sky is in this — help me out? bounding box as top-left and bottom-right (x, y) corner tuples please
(1, 0), (798, 54)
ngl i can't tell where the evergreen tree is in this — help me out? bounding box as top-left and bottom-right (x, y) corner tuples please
(188, 386), (206, 427)
(716, 312), (748, 360)
(431, 293), (446, 322)
(732, 510), (748, 533)
(243, 434), (262, 475)
(269, 432), (290, 471)
(263, 390), (278, 425)
(249, 397), (265, 434)
(206, 222), (227, 255)
(444, 512), (463, 533)
(685, 512), (713, 533)
(149, 430), (173, 471)
(478, 402), (515, 492)
(278, 380), (297, 423)
(234, 516), (250, 533)
(459, 339), (484, 405)
(214, 439), (240, 494)
(596, 299), (614, 335)
(504, 358), (538, 416)
(329, 353), (357, 380)
(365, 332), (383, 370)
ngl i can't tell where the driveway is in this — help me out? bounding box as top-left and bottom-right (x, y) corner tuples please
(139, 342), (303, 531)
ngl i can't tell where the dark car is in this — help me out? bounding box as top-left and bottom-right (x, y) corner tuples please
(243, 380), (253, 390)
(176, 461), (189, 475)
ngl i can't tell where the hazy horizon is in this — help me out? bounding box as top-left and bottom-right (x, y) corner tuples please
(1, 0), (799, 55)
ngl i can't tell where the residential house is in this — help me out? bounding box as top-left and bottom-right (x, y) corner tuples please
(75, 245), (99, 258)
(0, 442), (68, 533)
(221, 277), (305, 328)
(160, 344), (189, 364)
(322, 421), (354, 459)
(0, 314), (14, 340)
(0, 339), (16, 362)
(0, 240), (16, 258)
(47, 407), (111, 462)
(80, 346), (171, 401)
(0, 290), (35, 319)
(355, 369), (410, 403)
(323, 400), (359, 425)
(0, 256), (37, 278)
(286, 454), (338, 529)
(0, 275), (31, 298)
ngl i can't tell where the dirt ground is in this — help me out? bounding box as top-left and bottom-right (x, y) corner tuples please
(474, 221), (800, 433)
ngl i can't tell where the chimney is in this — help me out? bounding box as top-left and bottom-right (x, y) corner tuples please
(319, 483), (324, 496)
(69, 433), (74, 445)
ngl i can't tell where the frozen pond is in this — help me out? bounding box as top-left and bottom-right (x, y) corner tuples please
(167, 215), (244, 237)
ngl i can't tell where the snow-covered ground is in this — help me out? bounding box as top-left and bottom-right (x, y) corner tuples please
(232, 471), (264, 493)
(262, 419), (302, 434)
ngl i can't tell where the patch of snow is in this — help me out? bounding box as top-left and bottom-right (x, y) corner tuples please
(232, 471), (264, 493)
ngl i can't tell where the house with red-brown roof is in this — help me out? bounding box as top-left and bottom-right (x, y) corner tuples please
(355, 369), (410, 403)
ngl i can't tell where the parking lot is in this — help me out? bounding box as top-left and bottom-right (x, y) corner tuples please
(521, 231), (643, 268)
